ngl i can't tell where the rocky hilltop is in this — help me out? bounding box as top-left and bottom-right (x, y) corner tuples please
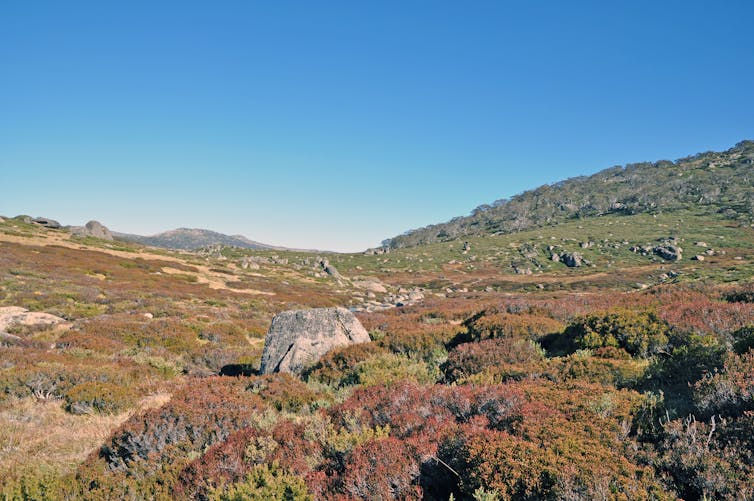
(114, 227), (276, 251)
(386, 140), (754, 249)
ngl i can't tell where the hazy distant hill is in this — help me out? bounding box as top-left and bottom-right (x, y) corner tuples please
(114, 228), (277, 251)
(385, 140), (754, 249)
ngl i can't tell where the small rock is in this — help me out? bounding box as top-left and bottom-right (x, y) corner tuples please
(143, 313), (154, 319)
(692, 255), (705, 261)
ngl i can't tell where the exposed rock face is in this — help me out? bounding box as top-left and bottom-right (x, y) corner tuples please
(561, 252), (583, 267)
(71, 220), (114, 240)
(314, 257), (342, 280)
(260, 307), (370, 375)
(0, 306), (69, 332)
(654, 245), (682, 261)
(32, 217), (61, 229)
(353, 279), (388, 294)
(364, 247), (390, 255)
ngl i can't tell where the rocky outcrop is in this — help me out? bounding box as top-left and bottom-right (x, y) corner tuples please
(313, 257), (342, 280)
(561, 252), (583, 267)
(259, 307), (370, 375)
(654, 245), (682, 261)
(352, 278), (388, 294)
(70, 220), (114, 240)
(363, 247), (390, 255)
(0, 306), (69, 332)
(32, 217), (61, 229)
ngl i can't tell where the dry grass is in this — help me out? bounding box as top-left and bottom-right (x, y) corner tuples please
(0, 393), (171, 485)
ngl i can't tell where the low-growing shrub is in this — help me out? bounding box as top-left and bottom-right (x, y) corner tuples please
(208, 463), (312, 501)
(453, 309), (564, 346)
(732, 325), (754, 354)
(563, 309), (670, 357)
(303, 343), (388, 387)
(63, 381), (138, 415)
(442, 338), (544, 383)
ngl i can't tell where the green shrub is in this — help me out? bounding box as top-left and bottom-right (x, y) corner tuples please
(63, 381), (138, 415)
(208, 463), (312, 501)
(564, 309), (670, 357)
(732, 325), (754, 354)
(354, 352), (440, 387)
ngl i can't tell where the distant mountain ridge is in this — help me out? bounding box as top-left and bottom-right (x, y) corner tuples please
(385, 140), (754, 249)
(114, 228), (280, 251)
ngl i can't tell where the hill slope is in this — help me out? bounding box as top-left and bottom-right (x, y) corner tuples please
(386, 140), (754, 248)
(114, 228), (277, 251)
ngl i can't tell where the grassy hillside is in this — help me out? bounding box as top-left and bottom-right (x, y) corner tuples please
(386, 140), (754, 249)
(324, 209), (754, 294)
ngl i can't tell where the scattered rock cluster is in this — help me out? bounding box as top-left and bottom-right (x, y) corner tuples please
(351, 286), (425, 312)
(363, 246), (390, 255)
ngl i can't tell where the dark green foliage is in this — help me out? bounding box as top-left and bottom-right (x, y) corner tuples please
(452, 309), (563, 347)
(723, 284), (754, 303)
(732, 326), (754, 354)
(563, 309), (670, 357)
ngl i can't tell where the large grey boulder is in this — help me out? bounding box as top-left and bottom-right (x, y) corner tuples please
(32, 217), (61, 229)
(70, 220), (114, 240)
(561, 252), (583, 267)
(260, 307), (370, 375)
(654, 245), (682, 261)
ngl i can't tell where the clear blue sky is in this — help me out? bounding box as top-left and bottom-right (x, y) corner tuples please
(1, 1), (752, 251)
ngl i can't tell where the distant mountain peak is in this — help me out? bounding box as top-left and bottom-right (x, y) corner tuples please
(113, 228), (276, 251)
